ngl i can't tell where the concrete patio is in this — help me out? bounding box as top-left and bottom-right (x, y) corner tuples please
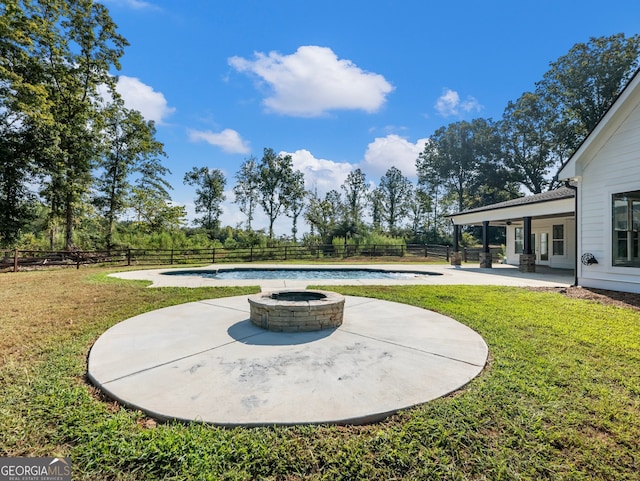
(88, 263), (571, 426)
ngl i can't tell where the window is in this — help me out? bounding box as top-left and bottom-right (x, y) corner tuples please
(552, 225), (564, 256)
(515, 227), (523, 254)
(540, 232), (549, 261)
(612, 190), (640, 267)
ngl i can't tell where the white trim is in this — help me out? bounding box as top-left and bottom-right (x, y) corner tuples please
(449, 198), (574, 225)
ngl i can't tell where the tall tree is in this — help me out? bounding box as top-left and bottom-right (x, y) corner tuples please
(0, 1), (52, 246)
(305, 189), (341, 243)
(93, 99), (166, 248)
(466, 118), (515, 208)
(341, 168), (369, 226)
(406, 184), (431, 239)
(128, 186), (185, 233)
(369, 187), (384, 232)
(183, 166), (226, 236)
(415, 140), (443, 236)
(129, 148), (175, 233)
(377, 167), (412, 233)
(255, 148), (297, 240)
(416, 118), (504, 213)
(500, 92), (555, 194)
(233, 156), (259, 230)
(285, 170), (306, 243)
(30, 0), (128, 250)
(536, 33), (640, 160)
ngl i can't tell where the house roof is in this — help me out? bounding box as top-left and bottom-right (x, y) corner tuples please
(450, 187), (575, 216)
(558, 68), (640, 180)
(448, 187), (575, 225)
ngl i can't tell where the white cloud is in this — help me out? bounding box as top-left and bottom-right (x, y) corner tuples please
(360, 135), (428, 180)
(434, 88), (482, 117)
(229, 46), (394, 117)
(103, 0), (158, 10)
(284, 149), (355, 196)
(188, 128), (251, 154)
(115, 76), (175, 124)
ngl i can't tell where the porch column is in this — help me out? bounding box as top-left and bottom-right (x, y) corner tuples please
(479, 220), (492, 268)
(451, 224), (461, 266)
(519, 216), (536, 272)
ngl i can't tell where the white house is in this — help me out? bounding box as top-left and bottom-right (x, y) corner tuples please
(557, 69), (640, 293)
(451, 68), (640, 293)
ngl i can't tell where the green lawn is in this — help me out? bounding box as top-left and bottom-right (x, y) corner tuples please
(1, 268), (639, 480)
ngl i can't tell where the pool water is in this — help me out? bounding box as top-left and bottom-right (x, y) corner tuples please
(163, 268), (439, 280)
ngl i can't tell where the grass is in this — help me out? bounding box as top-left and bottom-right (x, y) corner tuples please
(1, 268), (639, 480)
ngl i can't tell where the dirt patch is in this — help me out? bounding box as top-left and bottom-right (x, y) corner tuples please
(529, 286), (640, 311)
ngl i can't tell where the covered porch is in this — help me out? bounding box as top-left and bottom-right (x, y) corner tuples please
(448, 187), (576, 272)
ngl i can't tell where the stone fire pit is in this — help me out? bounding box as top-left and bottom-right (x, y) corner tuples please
(248, 289), (345, 332)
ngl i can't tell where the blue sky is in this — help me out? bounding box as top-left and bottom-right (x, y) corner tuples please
(102, 0), (640, 234)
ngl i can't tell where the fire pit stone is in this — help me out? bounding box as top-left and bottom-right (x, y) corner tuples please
(248, 289), (345, 332)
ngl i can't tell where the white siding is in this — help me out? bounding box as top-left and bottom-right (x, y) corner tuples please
(578, 102), (640, 292)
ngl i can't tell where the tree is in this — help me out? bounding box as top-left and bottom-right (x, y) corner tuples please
(0, 1), (53, 246)
(369, 187), (384, 232)
(377, 167), (412, 233)
(305, 189), (341, 243)
(465, 118), (516, 208)
(93, 99), (166, 248)
(536, 33), (640, 160)
(233, 156), (259, 230)
(415, 140), (445, 239)
(183, 166), (226, 236)
(416, 118), (505, 213)
(128, 186), (186, 233)
(406, 184), (431, 240)
(255, 148), (298, 240)
(26, 0), (128, 250)
(341, 168), (370, 226)
(285, 170), (307, 243)
(500, 92), (555, 194)
(417, 121), (476, 213)
(129, 149), (176, 234)
(0, 120), (39, 246)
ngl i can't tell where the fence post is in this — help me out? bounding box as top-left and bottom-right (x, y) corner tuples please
(446, 246), (450, 262)
(170, 249), (174, 265)
(127, 248), (131, 266)
(13, 249), (19, 272)
(463, 247), (468, 262)
(212, 248), (216, 263)
(424, 244), (428, 257)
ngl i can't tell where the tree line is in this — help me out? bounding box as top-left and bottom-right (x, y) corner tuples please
(183, 34), (640, 247)
(1, 0), (639, 250)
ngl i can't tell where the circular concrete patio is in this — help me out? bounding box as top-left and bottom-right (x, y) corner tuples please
(88, 294), (488, 426)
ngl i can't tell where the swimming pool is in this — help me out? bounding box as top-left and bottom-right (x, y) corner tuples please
(162, 267), (440, 280)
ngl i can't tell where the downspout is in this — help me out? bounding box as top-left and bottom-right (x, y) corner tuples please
(564, 181), (578, 287)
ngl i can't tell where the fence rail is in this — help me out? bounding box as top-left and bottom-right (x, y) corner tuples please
(0, 244), (501, 272)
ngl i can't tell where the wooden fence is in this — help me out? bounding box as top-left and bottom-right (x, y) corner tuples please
(0, 244), (501, 272)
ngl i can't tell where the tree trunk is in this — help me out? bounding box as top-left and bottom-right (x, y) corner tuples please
(65, 193), (74, 251)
